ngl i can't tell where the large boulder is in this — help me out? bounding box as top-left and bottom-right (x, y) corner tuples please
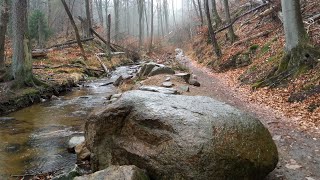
(85, 91), (278, 180)
(138, 63), (175, 78)
(148, 66), (175, 76)
(74, 165), (149, 180)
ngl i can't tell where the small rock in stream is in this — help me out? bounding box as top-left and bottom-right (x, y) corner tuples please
(179, 86), (190, 92)
(68, 136), (85, 153)
(162, 81), (174, 88)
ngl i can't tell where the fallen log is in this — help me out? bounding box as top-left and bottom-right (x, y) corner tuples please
(233, 30), (271, 46)
(89, 28), (117, 52)
(95, 54), (109, 74)
(33, 64), (84, 69)
(32, 49), (48, 58)
(49, 37), (94, 48)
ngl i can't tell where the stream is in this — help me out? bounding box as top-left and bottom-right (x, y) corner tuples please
(0, 65), (139, 179)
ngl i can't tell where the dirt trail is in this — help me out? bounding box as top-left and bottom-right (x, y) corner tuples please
(177, 51), (320, 180)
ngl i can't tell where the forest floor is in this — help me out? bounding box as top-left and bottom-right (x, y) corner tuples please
(182, 53), (320, 180)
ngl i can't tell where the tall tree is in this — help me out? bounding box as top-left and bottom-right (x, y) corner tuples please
(95, 0), (104, 26)
(11, 0), (34, 86)
(0, 0), (9, 69)
(222, 0), (237, 43)
(106, 14), (111, 60)
(85, 0), (93, 37)
(211, 0), (222, 26)
(191, 0), (200, 19)
(197, 0), (203, 26)
(204, 0), (221, 57)
(113, 0), (120, 42)
(256, 0), (320, 87)
(149, 0), (154, 52)
(138, 0), (144, 47)
(61, 0), (87, 61)
(281, 0), (307, 52)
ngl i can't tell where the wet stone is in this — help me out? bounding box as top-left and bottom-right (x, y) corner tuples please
(162, 81), (174, 88)
(5, 144), (21, 153)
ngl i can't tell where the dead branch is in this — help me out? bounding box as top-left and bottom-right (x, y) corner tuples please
(32, 49), (48, 58)
(95, 54), (109, 74)
(233, 30), (272, 46)
(215, 2), (270, 34)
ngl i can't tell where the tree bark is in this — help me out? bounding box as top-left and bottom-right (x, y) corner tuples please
(113, 0), (120, 42)
(197, 0), (204, 26)
(85, 0), (93, 37)
(211, 0), (222, 26)
(149, 0), (154, 52)
(138, 0), (144, 47)
(191, 0), (200, 19)
(0, 0), (9, 69)
(281, 0), (308, 52)
(222, 0), (237, 43)
(12, 0), (33, 85)
(204, 0), (221, 57)
(61, 0), (87, 61)
(106, 14), (111, 60)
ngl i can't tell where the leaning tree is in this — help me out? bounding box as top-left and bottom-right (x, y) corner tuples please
(256, 0), (320, 87)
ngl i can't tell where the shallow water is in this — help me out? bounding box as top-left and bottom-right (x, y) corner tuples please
(0, 65), (136, 179)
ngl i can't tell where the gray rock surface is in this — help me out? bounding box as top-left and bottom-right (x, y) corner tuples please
(175, 73), (191, 83)
(138, 86), (178, 94)
(138, 63), (175, 78)
(178, 86), (190, 92)
(85, 91), (278, 180)
(188, 79), (201, 87)
(68, 136), (85, 153)
(113, 76), (123, 86)
(148, 66), (175, 76)
(162, 81), (174, 88)
(75, 142), (91, 161)
(74, 165), (149, 180)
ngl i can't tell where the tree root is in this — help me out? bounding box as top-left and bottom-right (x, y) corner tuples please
(253, 45), (320, 88)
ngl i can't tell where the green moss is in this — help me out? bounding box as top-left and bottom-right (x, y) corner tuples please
(260, 42), (271, 55)
(249, 44), (259, 52)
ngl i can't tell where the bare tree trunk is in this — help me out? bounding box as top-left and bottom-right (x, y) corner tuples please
(61, 0), (87, 61)
(212, 0), (222, 26)
(197, 0), (203, 26)
(222, 0), (237, 43)
(106, 14), (111, 60)
(95, 0), (104, 26)
(12, 0), (33, 85)
(144, 0), (149, 38)
(204, 0), (221, 57)
(125, 0), (130, 34)
(149, 0), (154, 52)
(105, 0), (110, 32)
(191, 0), (200, 19)
(47, 0), (52, 28)
(172, 0), (177, 28)
(281, 0), (308, 52)
(0, 0), (9, 69)
(160, 1), (164, 37)
(113, 0), (120, 42)
(85, 0), (93, 37)
(138, 0), (144, 47)
(163, 0), (169, 33)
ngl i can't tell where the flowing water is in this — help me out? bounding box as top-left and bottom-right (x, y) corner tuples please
(0, 65), (138, 179)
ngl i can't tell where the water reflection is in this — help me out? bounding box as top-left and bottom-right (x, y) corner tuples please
(0, 76), (117, 178)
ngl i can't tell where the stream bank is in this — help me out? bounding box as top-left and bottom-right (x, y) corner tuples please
(0, 64), (140, 179)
